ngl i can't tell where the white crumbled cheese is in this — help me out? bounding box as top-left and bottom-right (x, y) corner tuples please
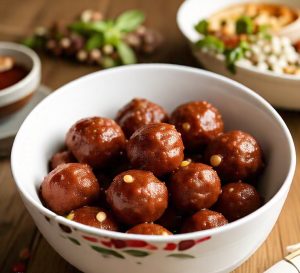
(240, 34), (300, 74)
(263, 44), (272, 54)
(206, 30), (300, 75)
(245, 51), (252, 58)
(250, 44), (261, 55)
(281, 37), (291, 48)
(271, 37), (282, 55)
(267, 55), (278, 66)
(277, 57), (288, 68)
(237, 59), (252, 67)
(257, 39), (266, 48)
(272, 65), (283, 74)
(257, 62), (269, 71)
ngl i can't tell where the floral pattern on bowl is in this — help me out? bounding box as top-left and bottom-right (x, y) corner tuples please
(54, 216), (211, 259)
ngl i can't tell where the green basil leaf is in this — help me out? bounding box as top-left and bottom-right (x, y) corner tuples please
(70, 21), (108, 34)
(236, 16), (254, 35)
(104, 27), (122, 46)
(101, 57), (118, 68)
(195, 35), (225, 53)
(115, 10), (145, 33)
(22, 37), (36, 48)
(225, 47), (244, 74)
(85, 34), (103, 51)
(22, 36), (45, 49)
(195, 20), (209, 35)
(22, 36), (37, 48)
(90, 21), (108, 32)
(116, 41), (137, 64)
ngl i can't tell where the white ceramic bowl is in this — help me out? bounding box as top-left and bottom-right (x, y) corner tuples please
(177, 0), (300, 110)
(11, 64), (296, 273)
(0, 42), (41, 117)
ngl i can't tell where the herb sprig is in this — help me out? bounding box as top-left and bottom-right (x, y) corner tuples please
(22, 10), (160, 68)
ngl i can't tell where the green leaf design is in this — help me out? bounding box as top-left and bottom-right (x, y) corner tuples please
(194, 20), (209, 35)
(85, 34), (103, 51)
(91, 246), (125, 259)
(123, 250), (150, 257)
(67, 237), (80, 246)
(115, 10), (145, 33)
(167, 253), (195, 259)
(116, 41), (137, 64)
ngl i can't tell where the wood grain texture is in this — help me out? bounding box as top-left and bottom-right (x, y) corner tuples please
(0, 0), (300, 272)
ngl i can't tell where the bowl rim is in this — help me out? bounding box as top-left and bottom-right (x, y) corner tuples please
(176, 0), (300, 82)
(0, 41), (41, 96)
(11, 63), (296, 242)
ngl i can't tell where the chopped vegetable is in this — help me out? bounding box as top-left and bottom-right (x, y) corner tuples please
(195, 35), (225, 53)
(224, 41), (250, 73)
(195, 20), (209, 35)
(236, 16), (254, 35)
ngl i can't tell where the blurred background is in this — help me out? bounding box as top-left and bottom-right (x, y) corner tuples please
(0, 0), (197, 90)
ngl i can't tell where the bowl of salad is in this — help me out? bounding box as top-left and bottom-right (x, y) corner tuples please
(177, 0), (300, 110)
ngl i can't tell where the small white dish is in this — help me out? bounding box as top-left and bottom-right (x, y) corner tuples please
(0, 42), (41, 117)
(177, 0), (300, 110)
(0, 84), (51, 157)
(11, 64), (296, 273)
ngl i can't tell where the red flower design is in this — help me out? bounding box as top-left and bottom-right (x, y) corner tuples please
(111, 239), (127, 249)
(82, 235), (98, 243)
(196, 236), (211, 244)
(178, 240), (196, 251)
(164, 243), (177, 251)
(125, 240), (148, 248)
(100, 240), (113, 247)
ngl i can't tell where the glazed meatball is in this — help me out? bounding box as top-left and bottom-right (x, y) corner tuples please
(66, 117), (126, 168)
(105, 152), (132, 178)
(126, 123), (184, 177)
(106, 170), (168, 225)
(204, 130), (264, 181)
(93, 171), (112, 209)
(127, 223), (172, 235)
(116, 98), (168, 138)
(50, 150), (76, 170)
(181, 209), (228, 233)
(40, 163), (100, 215)
(215, 182), (262, 221)
(66, 206), (118, 231)
(171, 101), (224, 150)
(170, 162), (221, 213)
(156, 206), (182, 232)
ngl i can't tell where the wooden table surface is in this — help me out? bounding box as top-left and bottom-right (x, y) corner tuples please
(1, 0), (300, 272)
